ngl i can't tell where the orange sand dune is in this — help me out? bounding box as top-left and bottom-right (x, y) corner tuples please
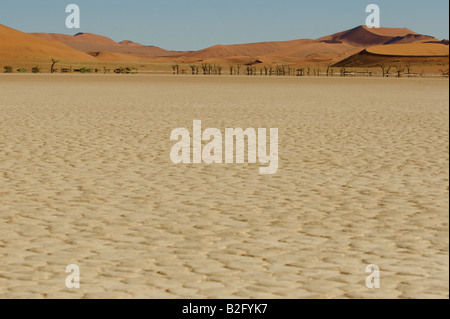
(183, 26), (433, 64)
(182, 39), (360, 65)
(265, 41), (360, 61)
(32, 32), (182, 58)
(2, 24), (446, 67)
(32, 32), (118, 46)
(318, 25), (421, 47)
(363, 26), (417, 37)
(333, 48), (449, 68)
(367, 43), (449, 56)
(385, 34), (438, 45)
(89, 51), (152, 62)
(0, 24), (95, 61)
(185, 39), (315, 60)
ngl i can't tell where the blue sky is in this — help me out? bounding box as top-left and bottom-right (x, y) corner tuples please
(1, 0), (448, 51)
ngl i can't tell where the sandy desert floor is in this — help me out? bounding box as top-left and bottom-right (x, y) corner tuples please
(0, 74), (448, 299)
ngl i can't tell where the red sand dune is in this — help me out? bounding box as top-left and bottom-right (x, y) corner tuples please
(363, 26), (417, 37)
(385, 34), (438, 45)
(88, 51), (152, 62)
(179, 26), (431, 64)
(185, 40), (315, 59)
(179, 41), (354, 65)
(32, 25), (433, 65)
(1, 24), (447, 66)
(333, 49), (449, 68)
(32, 32), (118, 46)
(0, 24), (95, 61)
(366, 43), (449, 56)
(119, 40), (146, 47)
(181, 38), (359, 62)
(318, 25), (423, 47)
(32, 32), (183, 58)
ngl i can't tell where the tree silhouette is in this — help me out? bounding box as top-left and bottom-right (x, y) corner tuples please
(229, 65), (234, 75)
(190, 64), (196, 75)
(171, 64), (179, 75)
(405, 63), (412, 76)
(50, 58), (59, 74)
(395, 65), (405, 77)
(380, 65), (391, 77)
(439, 68), (449, 77)
(326, 63), (333, 76)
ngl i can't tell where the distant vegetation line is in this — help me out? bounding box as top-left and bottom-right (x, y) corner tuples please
(2, 58), (449, 78)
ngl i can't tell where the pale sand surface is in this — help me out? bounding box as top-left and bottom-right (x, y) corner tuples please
(0, 75), (448, 299)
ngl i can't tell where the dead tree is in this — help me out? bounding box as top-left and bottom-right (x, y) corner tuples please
(440, 68), (449, 77)
(229, 65), (234, 75)
(395, 65), (405, 77)
(190, 64), (196, 75)
(275, 65), (280, 76)
(213, 64), (220, 75)
(380, 65), (391, 77)
(405, 63), (412, 76)
(171, 64), (179, 75)
(201, 63), (208, 75)
(326, 63), (332, 76)
(275, 65), (286, 76)
(315, 66), (321, 76)
(50, 58), (59, 74)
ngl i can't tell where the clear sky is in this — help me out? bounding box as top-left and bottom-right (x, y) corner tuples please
(1, 0), (448, 51)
